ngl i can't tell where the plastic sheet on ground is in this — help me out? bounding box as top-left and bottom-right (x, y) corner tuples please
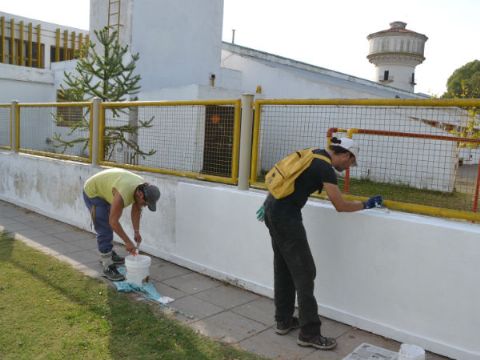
(113, 266), (174, 305)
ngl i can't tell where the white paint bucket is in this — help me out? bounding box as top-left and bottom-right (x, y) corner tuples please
(125, 254), (151, 286)
(398, 344), (425, 360)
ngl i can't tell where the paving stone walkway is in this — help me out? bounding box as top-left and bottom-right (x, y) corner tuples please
(0, 200), (449, 360)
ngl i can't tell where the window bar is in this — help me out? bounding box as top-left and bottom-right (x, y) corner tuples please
(63, 30), (68, 60)
(36, 24), (42, 68)
(10, 19), (15, 65)
(27, 23), (33, 67)
(55, 28), (60, 62)
(70, 31), (75, 59)
(78, 33), (83, 58)
(19, 21), (24, 65)
(0, 17), (4, 63)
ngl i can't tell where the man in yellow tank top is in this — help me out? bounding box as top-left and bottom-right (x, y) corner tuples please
(83, 168), (160, 281)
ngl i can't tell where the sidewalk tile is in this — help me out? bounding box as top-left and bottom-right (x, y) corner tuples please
(333, 328), (400, 358)
(40, 224), (79, 235)
(163, 272), (221, 294)
(239, 327), (315, 360)
(232, 297), (276, 326)
(64, 249), (99, 264)
(70, 238), (98, 251)
(169, 295), (223, 323)
(150, 280), (188, 300)
(149, 262), (192, 281)
(53, 230), (96, 242)
(4, 222), (34, 232)
(44, 241), (83, 254)
(149, 257), (169, 267)
(320, 316), (352, 339)
(194, 284), (260, 309)
(190, 310), (268, 344)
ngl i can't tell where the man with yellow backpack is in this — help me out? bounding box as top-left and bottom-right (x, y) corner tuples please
(257, 137), (382, 351)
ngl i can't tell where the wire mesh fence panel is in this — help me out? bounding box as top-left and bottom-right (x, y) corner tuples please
(101, 101), (239, 183)
(18, 104), (91, 161)
(253, 100), (480, 218)
(0, 105), (10, 149)
(343, 131), (480, 212)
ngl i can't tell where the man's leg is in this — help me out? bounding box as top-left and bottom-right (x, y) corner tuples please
(270, 214), (321, 334)
(266, 216), (296, 323)
(83, 192), (124, 281)
(271, 214), (336, 350)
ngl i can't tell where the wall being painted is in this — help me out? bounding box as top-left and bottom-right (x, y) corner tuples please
(0, 151), (478, 360)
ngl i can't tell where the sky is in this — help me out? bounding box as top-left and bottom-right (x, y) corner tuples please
(1, 0), (479, 96)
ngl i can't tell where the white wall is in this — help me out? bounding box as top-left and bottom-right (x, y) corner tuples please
(0, 64), (55, 103)
(0, 151), (478, 360)
(131, 0), (223, 93)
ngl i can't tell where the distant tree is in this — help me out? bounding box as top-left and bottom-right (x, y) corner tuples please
(441, 61), (480, 151)
(442, 60), (480, 98)
(53, 27), (155, 161)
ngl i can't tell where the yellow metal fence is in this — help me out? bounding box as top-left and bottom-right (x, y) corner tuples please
(7, 98), (480, 222)
(0, 104), (11, 149)
(17, 102), (92, 162)
(99, 100), (242, 184)
(251, 98), (480, 222)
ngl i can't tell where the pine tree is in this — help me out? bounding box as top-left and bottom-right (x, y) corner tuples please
(53, 27), (155, 162)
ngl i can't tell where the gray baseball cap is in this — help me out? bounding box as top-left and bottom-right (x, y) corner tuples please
(143, 184), (160, 211)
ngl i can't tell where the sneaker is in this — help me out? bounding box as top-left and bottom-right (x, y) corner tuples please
(297, 333), (337, 350)
(111, 250), (125, 265)
(103, 264), (125, 281)
(275, 316), (300, 335)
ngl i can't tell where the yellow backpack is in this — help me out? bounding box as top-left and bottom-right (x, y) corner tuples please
(265, 148), (331, 199)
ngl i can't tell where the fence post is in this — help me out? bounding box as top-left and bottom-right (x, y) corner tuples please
(10, 100), (18, 152)
(237, 94), (254, 190)
(91, 97), (101, 166)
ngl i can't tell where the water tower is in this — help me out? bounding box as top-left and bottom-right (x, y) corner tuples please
(367, 22), (428, 92)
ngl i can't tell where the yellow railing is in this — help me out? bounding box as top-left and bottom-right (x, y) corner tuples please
(251, 98), (480, 222)
(100, 100), (242, 185)
(16, 102), (93, 162)
(7, 97), (480, 222)
(0, 104), (11, 150)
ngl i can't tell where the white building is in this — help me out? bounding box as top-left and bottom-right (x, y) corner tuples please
(367, 21), (428, 92)
(1, 1), (430, 103)
(0, 11), (88, 103)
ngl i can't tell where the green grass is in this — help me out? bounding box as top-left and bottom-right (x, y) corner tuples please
(338, 178), (472, 210)
(0, 232), (265, 360)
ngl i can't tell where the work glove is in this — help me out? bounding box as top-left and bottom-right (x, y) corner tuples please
(256, 205), (265, 222)
(363, 195), (383, 209)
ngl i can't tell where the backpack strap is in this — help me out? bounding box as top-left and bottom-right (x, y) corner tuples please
(312, 154), (331, 165)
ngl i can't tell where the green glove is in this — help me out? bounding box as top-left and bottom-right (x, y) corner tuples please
(256, 205), (265, 222)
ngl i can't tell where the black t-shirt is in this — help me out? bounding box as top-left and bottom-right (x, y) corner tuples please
(270, 149), (338, 210)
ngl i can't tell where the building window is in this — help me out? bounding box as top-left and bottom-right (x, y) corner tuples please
(384, 70), (389, 81)
(0, 37), (44, 68)
(56, 90), (84, 127)
(410, 73), (416, 85)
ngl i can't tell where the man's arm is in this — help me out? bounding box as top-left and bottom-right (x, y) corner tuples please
(109, 189), (136, 253)
(324, 183), (364, 212)
(131, 201), (142, 245)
